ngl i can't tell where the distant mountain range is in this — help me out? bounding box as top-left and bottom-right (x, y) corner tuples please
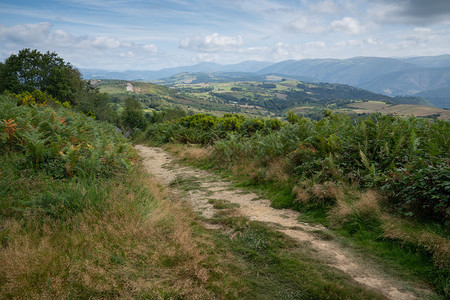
(81, 61), (272, 82)
(81, 55), (450, 108)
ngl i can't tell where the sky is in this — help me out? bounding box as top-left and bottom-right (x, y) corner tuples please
(1, 0), (450, 70)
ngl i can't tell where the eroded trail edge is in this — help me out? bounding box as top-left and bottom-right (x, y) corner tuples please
(135, 145), (431, 300)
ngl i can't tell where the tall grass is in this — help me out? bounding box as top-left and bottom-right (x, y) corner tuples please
(0, 168), (218, 298)
(150, 111), (449, 296)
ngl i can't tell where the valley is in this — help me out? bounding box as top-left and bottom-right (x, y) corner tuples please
(83, 55), (450, 109)
(94, 77), (449, 120)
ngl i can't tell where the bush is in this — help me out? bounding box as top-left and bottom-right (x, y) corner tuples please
(382, 163), (450, 224)
(0, 96), (135, 193)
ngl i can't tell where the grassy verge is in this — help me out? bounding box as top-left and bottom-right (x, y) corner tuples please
(1, 168), (213, 298)
(164, 143), (449, 298)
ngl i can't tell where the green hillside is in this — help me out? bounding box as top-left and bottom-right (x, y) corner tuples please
(95, 76), (447, 120)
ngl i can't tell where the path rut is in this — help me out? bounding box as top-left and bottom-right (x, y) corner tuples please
(135, 144), (434, 300)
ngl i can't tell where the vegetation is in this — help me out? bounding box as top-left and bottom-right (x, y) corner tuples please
(1, 48), (448, 298)
(0, 48), (86, 106)
(96, 78), (449, 122)
(143, 110), (450, 296)
(0, 95), (388, 299)
(1, 49), (392, 298)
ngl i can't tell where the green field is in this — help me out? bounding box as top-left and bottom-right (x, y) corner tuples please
(95, 77), (448, 120)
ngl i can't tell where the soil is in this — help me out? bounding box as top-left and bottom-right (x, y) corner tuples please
(135, 144), (435, 300)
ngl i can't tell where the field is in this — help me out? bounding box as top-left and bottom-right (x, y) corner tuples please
(348, 101), (450, 120)
(95, 78), (448, 121)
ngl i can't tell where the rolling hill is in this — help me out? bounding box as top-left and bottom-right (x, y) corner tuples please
(81, 55), (450, 106)
(94, 78), (449, 120)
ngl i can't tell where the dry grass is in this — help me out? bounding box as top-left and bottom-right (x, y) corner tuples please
(381, 216), (450, 269)
(293, 185), (309, 203)
(294, 181), (345, 205)
(0, 168), (229, 299)
(265, 158), (290, 183)
(354, 190), (382, 216)
(163, 143), (212, 164)
(179, 145), (212, 162)
(328, 190), (382, 227)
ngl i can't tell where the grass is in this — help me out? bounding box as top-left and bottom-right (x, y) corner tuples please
(205, 216), (386, 299)
(169, 175), (203, 191)
(0, 168), (216, 298)
(208, 199), (240, 210)
(166, 143), (449, 298)
(0, 163), (392, 299)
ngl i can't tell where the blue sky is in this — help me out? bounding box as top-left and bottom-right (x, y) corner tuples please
(1, 0), (450, 70)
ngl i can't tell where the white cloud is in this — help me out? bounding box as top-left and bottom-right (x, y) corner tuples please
(309, 0), (339, 14)
(0, 22), (157, 52)
(285, 16), (327, 33)
(0, 22), (52, 45)
(0, 22), (159, 70)
(142, 44), (158, 53)
(400, 27), (436, 43)
(91, 36), (121, 49)
(335, 40), (363, 47)
(179, 33), (244, 52)
(119, 51), (134, 57)
(331, 17), (365, 34)
(334, 37), (379, 48)
(306, 41), (326, 48)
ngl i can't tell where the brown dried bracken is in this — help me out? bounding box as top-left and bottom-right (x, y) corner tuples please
(3, 118), (18, 140)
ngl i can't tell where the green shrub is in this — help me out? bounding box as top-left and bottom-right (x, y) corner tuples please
(0, 94), (136, 217)
(382, 163), (450, 224)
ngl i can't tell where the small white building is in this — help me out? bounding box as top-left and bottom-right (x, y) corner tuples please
(126, 83), (134, 92)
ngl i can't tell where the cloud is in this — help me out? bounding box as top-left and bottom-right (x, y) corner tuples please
(0, 22), (158, 52)
(309, 0), (340, 14)
(0, 22), (159, 70)
(236, 42), (305, 61)
(0, 22), (52, 45)
(91, 36), (121, 49)
(179, 33), (244, 52)
(306, 41), (326, 48)
(287, 16), (365, 35)
(399, 27), (437, 43)
(285, 16), (327, 33)
(335, 37), (379, 47)
(369, 0), (450, 25)
(142, 44), (158, 53)
(331, 17), (365, 34)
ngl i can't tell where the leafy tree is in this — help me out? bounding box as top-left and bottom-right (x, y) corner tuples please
(0, 48), (84, 105)
(121, 97), (147, 130)
(286, 110), (298, 124)
(76, 90), (118, 123)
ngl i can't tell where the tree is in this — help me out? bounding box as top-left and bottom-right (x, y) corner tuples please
(287, 110), (298, 124)
(77, 91), (119, 124)
(121, 97), (147, 131)
(0, 48), (85, 105)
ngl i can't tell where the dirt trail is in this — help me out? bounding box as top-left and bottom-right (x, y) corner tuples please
(135, 145), (433, 300)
